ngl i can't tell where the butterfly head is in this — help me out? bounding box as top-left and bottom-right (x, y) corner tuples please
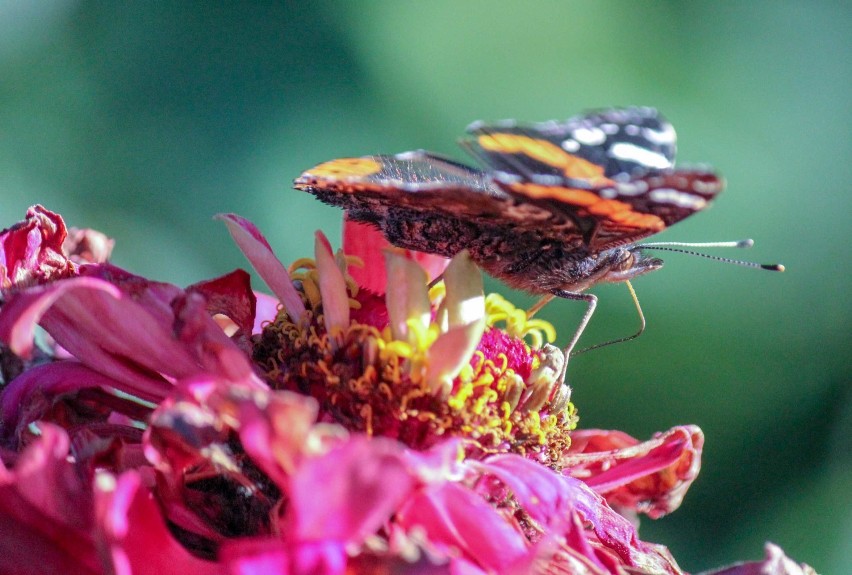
(600, 246), (664, 285)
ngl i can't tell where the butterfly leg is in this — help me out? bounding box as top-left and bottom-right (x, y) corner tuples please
(551, 289), (597, 384)
(573, 280), (646, 356)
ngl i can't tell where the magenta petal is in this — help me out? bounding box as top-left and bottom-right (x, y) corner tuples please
(0, 277), (183, 399)
(398, 481), (529, 573)
(217, 213), (305, 325)
(287, 436), (414, 544)
(478, 455), (682, 574)
(219, 538), (289, 575)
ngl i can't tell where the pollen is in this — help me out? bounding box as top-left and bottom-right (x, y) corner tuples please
(252, 252), (578, 466)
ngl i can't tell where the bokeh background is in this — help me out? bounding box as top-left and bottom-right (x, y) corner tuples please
(1, 2), (848, 572)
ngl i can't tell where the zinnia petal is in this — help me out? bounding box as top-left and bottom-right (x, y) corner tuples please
(217, 213), (306, 325)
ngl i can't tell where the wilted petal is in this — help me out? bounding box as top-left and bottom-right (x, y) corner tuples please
(0, 205), (75, 291)
(314, 231), (350, 334)
(0, 361), (136, 448)
(217, 213), (306, 325)
(63, 226), (114, 264)
(564, 425), (703, 518)
(698, 543), (818, 575)
(188, 269), (257, 350)
(478, 454), (683, 574)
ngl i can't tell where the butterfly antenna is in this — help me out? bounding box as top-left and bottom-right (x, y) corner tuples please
(636, 239), (785, 272)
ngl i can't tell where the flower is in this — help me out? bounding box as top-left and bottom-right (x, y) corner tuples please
(0, 206), (815, 574)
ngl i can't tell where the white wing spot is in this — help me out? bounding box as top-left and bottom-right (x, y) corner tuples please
(572, 127), (606, 146)
(642, 124), (677, 145)
(601, 122), (619, 134)
(649, 188), (707, 209)
(625, 124), (640, 136)
(610, 143), (672, 169)
(561, 138), (580, 152)
(615, 181), (650, 196)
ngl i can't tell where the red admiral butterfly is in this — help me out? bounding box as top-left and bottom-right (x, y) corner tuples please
(294, 107), (782, 371)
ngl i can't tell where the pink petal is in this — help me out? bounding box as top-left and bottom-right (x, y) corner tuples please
(0, 277), (188, 400)
(397, 481), (530, 573)
(286, 436), (414, 544)
(478, 454), (683, 574)
(252, 291), (280, 334)
(564, 426), (704, 518)
(343, 216), (449, 295)
(217, 213), (305, 325)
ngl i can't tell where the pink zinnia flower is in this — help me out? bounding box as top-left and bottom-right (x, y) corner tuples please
(0, 206), (815, 575)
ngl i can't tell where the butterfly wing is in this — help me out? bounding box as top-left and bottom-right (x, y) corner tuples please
(462, 107), (722, 251)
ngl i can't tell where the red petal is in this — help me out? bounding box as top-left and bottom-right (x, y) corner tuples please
(343, 216), (449, 295)
(95, 470), (220, 574)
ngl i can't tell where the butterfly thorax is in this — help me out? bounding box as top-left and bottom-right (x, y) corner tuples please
(479, 244), (663, 295)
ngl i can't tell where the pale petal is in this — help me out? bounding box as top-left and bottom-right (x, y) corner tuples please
(217, 213), (305, 324)
(426, 320), (485, 395)
(383, 249), (431, 342)
(442, 250), (484, 329)
(314, 231), (350, 334)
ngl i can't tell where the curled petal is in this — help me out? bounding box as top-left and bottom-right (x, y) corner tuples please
(0, 205), (75, 291)
(564, 425), (704, 518)
(698, 543), (817, 575)
(217, 213), (306, 325)
(477, 454), (683, 574)
(187, 269), (257, 350)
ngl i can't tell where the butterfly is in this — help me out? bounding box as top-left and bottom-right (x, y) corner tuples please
(294, 107), (780, 374)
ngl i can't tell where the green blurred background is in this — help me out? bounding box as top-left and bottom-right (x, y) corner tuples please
(0, 2), (848, 572)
